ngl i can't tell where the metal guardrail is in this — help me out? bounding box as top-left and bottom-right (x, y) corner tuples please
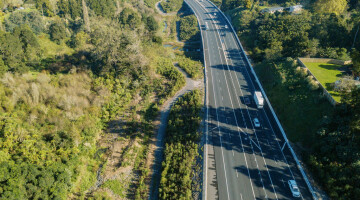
(182, 1), (209, 200)
(203, 0), (318, 199)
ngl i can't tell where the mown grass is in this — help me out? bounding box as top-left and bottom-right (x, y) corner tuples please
(255, 60), (334, 145)
(304, 62), (344, 102)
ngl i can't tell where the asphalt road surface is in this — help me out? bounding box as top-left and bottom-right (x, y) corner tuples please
(184, 0), (314, 199)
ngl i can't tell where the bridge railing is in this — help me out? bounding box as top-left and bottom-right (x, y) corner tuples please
(199, 0), (318, 199)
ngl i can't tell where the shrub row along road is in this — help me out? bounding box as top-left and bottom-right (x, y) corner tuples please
(185, 0), (314, 199)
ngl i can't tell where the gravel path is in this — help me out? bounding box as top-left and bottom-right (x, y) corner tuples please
(148, 64), (203, 200)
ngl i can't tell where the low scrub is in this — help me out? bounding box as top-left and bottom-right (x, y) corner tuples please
(156, 57), (185, 98)
(177, 55), (203, 79)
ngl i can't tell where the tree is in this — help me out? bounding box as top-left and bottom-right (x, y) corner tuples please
(314, 0), (347, 15)
(49, 21), (66, 44)
(0, 56), (7, 76)
(35, 0), (54, 17)
(145, 16), (158, 32)
(87, 0), (115, 18)
(351, 49), (360, 75)
(82, 0), (90, 32)
(4, 10), (44, 34)
(0, 30), (26, 73)
(119, 8), (141, 30)
(179, 15), (199, 41)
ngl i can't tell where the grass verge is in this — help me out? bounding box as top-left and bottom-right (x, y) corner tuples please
(303, 62), (345, 102)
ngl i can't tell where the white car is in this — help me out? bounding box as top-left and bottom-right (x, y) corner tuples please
(253, 118), (260, 128)
(288, 180), (301, 198)
(225, 25), (228, 29)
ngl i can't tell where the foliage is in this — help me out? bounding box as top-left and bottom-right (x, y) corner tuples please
(314, 0), (348, 15)
(309, 88), (360, 199)
(118, 7), (142, 30)
(87, 0), (116, 18)
(230, 9), (356, 62)
(159, 90), (202, 200)
(177, 55), (203, 79)
(0, 72), (105, 198)
(57, 0), (83, 19)
(102, 179), (126, 198)
(4, 10), (44, 34)
(0, 29), (26, 73)
(160, 0), (183, 13)
(145, 15), (159, 32)
(179, 14), (199, 41)
(351, 49), (360, 74)
(156, 57), (185, 97)
(49, 21), (67, 44)
(34, 0), (54, 17)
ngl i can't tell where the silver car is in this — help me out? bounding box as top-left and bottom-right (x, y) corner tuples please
(253, 118), (260, 128)
(288, 180), (301, 198)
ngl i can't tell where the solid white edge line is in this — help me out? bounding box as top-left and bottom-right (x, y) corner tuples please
(196, 2), (260, 199)
(209, 1), (316, 199)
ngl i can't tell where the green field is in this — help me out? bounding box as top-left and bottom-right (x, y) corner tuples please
(303, 62), (344, 102)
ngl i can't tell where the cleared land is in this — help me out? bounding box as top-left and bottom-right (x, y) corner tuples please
(303, 62), (344, 102)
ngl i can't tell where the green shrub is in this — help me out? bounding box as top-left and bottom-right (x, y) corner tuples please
(160, 0), (183, 13)
(177, 56), (203, 79)
(159, 90), (203, 199)
(179, 15), (200, 41)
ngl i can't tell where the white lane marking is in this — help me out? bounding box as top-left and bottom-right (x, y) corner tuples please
(224, 25), (303, 197)
(199, 7), (258, 199)
(217, 18), (279, 200)
(185, 3), (209, 199)
(226, 21), (298, 181)
(192, 4), (230, 199)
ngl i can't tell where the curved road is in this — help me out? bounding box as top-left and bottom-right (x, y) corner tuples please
(184, 0), (314, 199)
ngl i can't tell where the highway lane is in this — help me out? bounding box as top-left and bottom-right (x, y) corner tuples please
(185, 0), (314, 199)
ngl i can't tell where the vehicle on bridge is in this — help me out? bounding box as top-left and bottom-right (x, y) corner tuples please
(254, 91), (264, 109)
(288, 180), (301, 198)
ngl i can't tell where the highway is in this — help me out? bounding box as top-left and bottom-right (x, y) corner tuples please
(184, 0), (314, 199)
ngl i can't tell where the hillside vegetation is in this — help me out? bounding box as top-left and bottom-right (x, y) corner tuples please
(0, 0), (196, 199)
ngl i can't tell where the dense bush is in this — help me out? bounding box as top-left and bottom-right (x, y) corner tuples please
(49, 21), (67, 44)
(179, 14), (199, 41)
(156, 57), (185, 97)
(159, 90), (202, 199)
(4, 10), (44, 34)
(160, 0), (183, 13)
(0, 72), (105, 199)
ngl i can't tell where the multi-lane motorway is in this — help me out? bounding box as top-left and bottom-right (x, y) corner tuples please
(184, 0), (314, 199)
